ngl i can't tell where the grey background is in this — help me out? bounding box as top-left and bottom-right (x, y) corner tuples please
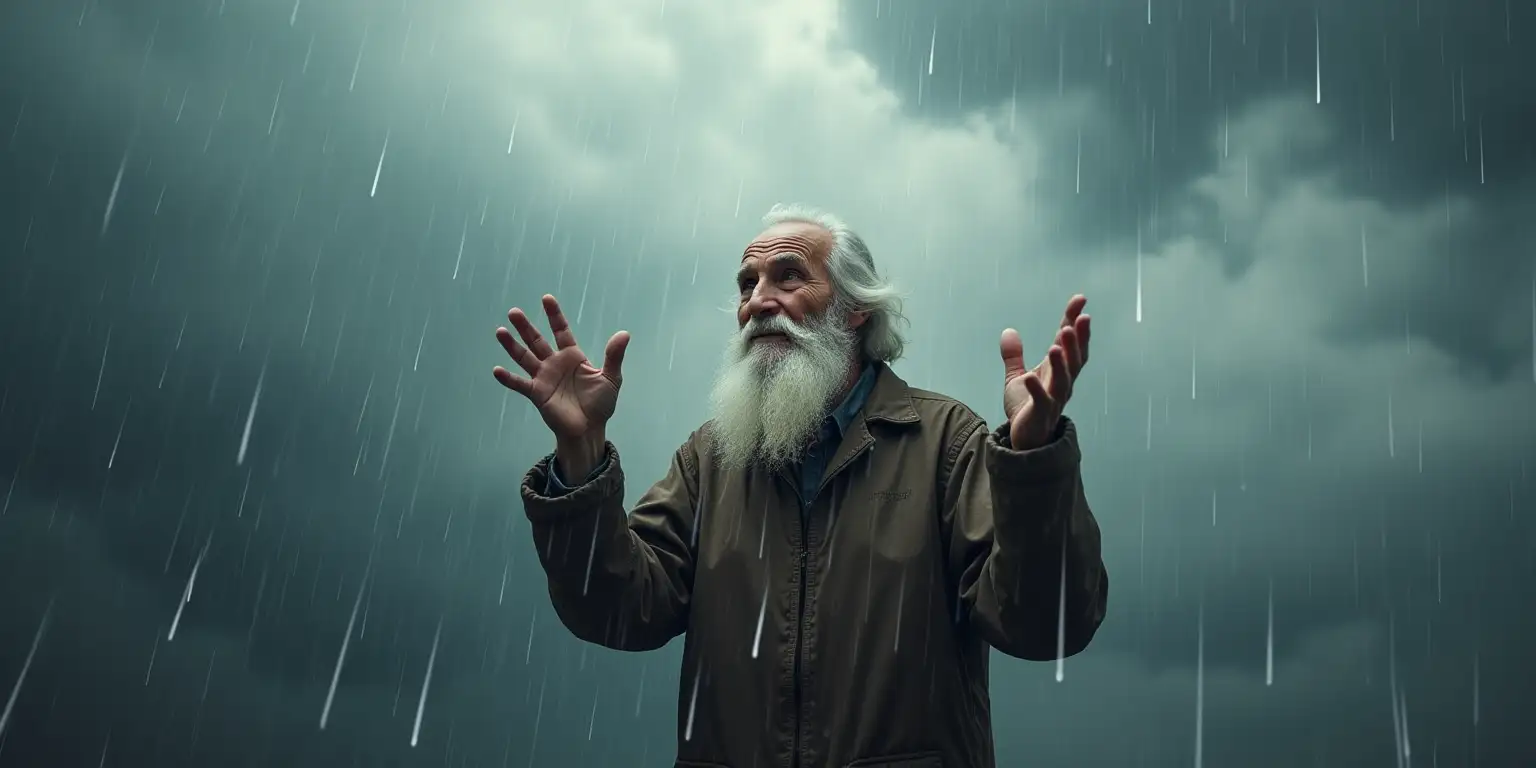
(0, 0), (1532, 765)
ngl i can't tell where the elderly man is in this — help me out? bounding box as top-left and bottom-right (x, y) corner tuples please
(493, 204), (1107, 768)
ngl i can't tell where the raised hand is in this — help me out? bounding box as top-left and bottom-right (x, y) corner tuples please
(494, 295), (630, 454)
(1000, 295), (1091, 451)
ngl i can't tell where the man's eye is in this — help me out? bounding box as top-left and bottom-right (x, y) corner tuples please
(781, 269), (803, 281)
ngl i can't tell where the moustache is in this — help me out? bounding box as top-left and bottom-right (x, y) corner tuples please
(739, 314), (813, 345)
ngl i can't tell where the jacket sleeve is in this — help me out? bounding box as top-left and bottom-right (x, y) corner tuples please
(520, 437), (699, 652)
(940, 414), (1108, 661)
(543, 453), (611, 496)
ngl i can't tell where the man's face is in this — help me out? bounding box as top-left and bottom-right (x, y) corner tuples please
(707, 222), (863, 471)
(735, 221), (838, 334)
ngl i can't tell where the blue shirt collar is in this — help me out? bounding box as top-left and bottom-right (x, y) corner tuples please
(828, 361), (880, 436)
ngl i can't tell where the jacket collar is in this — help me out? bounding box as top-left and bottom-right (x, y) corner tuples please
(858, 361), (921, 427)
(768, 360), (921, 501)
(828, 362), (880, 437)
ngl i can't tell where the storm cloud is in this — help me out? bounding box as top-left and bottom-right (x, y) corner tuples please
(0, 0), (1532, 765)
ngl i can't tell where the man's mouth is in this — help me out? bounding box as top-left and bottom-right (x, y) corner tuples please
(751, 331), (788, 342)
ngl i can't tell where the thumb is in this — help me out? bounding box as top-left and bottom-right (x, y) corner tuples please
(602, 330), (630, 385)
(999, 328), (1028, 381)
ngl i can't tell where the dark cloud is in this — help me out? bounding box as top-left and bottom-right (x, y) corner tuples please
(845, 0), (1536, 379)
(847, 0), (1532, 206)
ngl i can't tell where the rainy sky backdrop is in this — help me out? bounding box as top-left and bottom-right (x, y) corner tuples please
(1, 0), (1534, 765)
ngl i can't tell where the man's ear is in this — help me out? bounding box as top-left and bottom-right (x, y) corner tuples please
(847, 310), (869, 330)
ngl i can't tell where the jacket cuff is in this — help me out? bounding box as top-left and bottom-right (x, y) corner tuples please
(544, 453), (612, 495)
(983, 417), (1081, 486)
(521, 441), (625, 524)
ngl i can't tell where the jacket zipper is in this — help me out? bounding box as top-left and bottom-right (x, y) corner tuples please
(792, 493), (808, 768)
(790, 440), (872, 768)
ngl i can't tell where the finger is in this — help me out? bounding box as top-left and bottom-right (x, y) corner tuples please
(601, 331), (631, 386)
(495, 327), (541, 376)
(1057, 326), (1083, 375)
(1047, 344), (1072, 402)
(542, 295), (580, 351)
(999, 328), (1028, 380)
(1022, 370), (1051, 407)
(508, 307), (555, 360)
(492, 366), (534, 397)
(1076, 313), (1091, 368)
(1059, 294), (1088, 329)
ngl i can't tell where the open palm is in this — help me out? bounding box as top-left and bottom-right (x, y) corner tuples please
(1000, 295), (1090, 450)
(493, 294), (629, 441)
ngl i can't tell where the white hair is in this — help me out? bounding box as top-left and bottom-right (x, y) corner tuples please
(760, 203), (908, 363)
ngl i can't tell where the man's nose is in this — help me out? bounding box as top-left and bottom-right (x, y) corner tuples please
(745, 286), (783, 318)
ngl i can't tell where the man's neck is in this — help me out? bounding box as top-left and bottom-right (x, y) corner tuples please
(832, 359), (868, 405)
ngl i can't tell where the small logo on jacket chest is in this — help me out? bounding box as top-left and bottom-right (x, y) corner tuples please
(871, 489), (911, 503)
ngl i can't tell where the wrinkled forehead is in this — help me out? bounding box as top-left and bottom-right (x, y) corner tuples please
(741, 221), (833, 265)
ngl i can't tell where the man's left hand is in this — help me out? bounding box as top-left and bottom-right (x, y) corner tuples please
(1000, 295), (1091, 451)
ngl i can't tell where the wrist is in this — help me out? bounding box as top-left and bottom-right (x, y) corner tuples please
(554, 432), (606, 481)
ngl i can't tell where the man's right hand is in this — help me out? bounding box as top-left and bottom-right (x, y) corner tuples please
(493, 294), (630, 480)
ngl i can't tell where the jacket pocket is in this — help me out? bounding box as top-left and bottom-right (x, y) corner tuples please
(843, 751), (942, 768)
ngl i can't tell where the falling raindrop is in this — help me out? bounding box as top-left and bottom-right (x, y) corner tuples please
(0, 601), (52, 741)
(1313, 10), (1322, 104)
(1360, 224), (1369, 287)
(1134, 223), (1143, 323)
(168, 534), (213, 641)
(101, 151), (126, 236)
(320, 558), (372, 730)
(371, 128), (389, 198)
(1265, 578), (1274, 686)
(410, 617), (442, 747)
(237, 361), (265, 466)
(1074, 128), (1082, 194)
(350, 24), (368, 91)
(1190, 344), (1198, 400)
(267, 79), (283, 135)
(1054, 530), (1068, 682)
(926, 23), (935, 76)
(1194, 598), (1205, 768)
(1387, 388), (1396, 459)
(684, 662), (702, 740)
(107, 398), (130, 468)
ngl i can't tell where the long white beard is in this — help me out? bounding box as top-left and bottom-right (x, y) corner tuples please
(707, 308), (859, 473)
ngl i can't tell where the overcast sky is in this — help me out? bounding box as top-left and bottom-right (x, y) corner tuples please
(1, 0), (1533, 765)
